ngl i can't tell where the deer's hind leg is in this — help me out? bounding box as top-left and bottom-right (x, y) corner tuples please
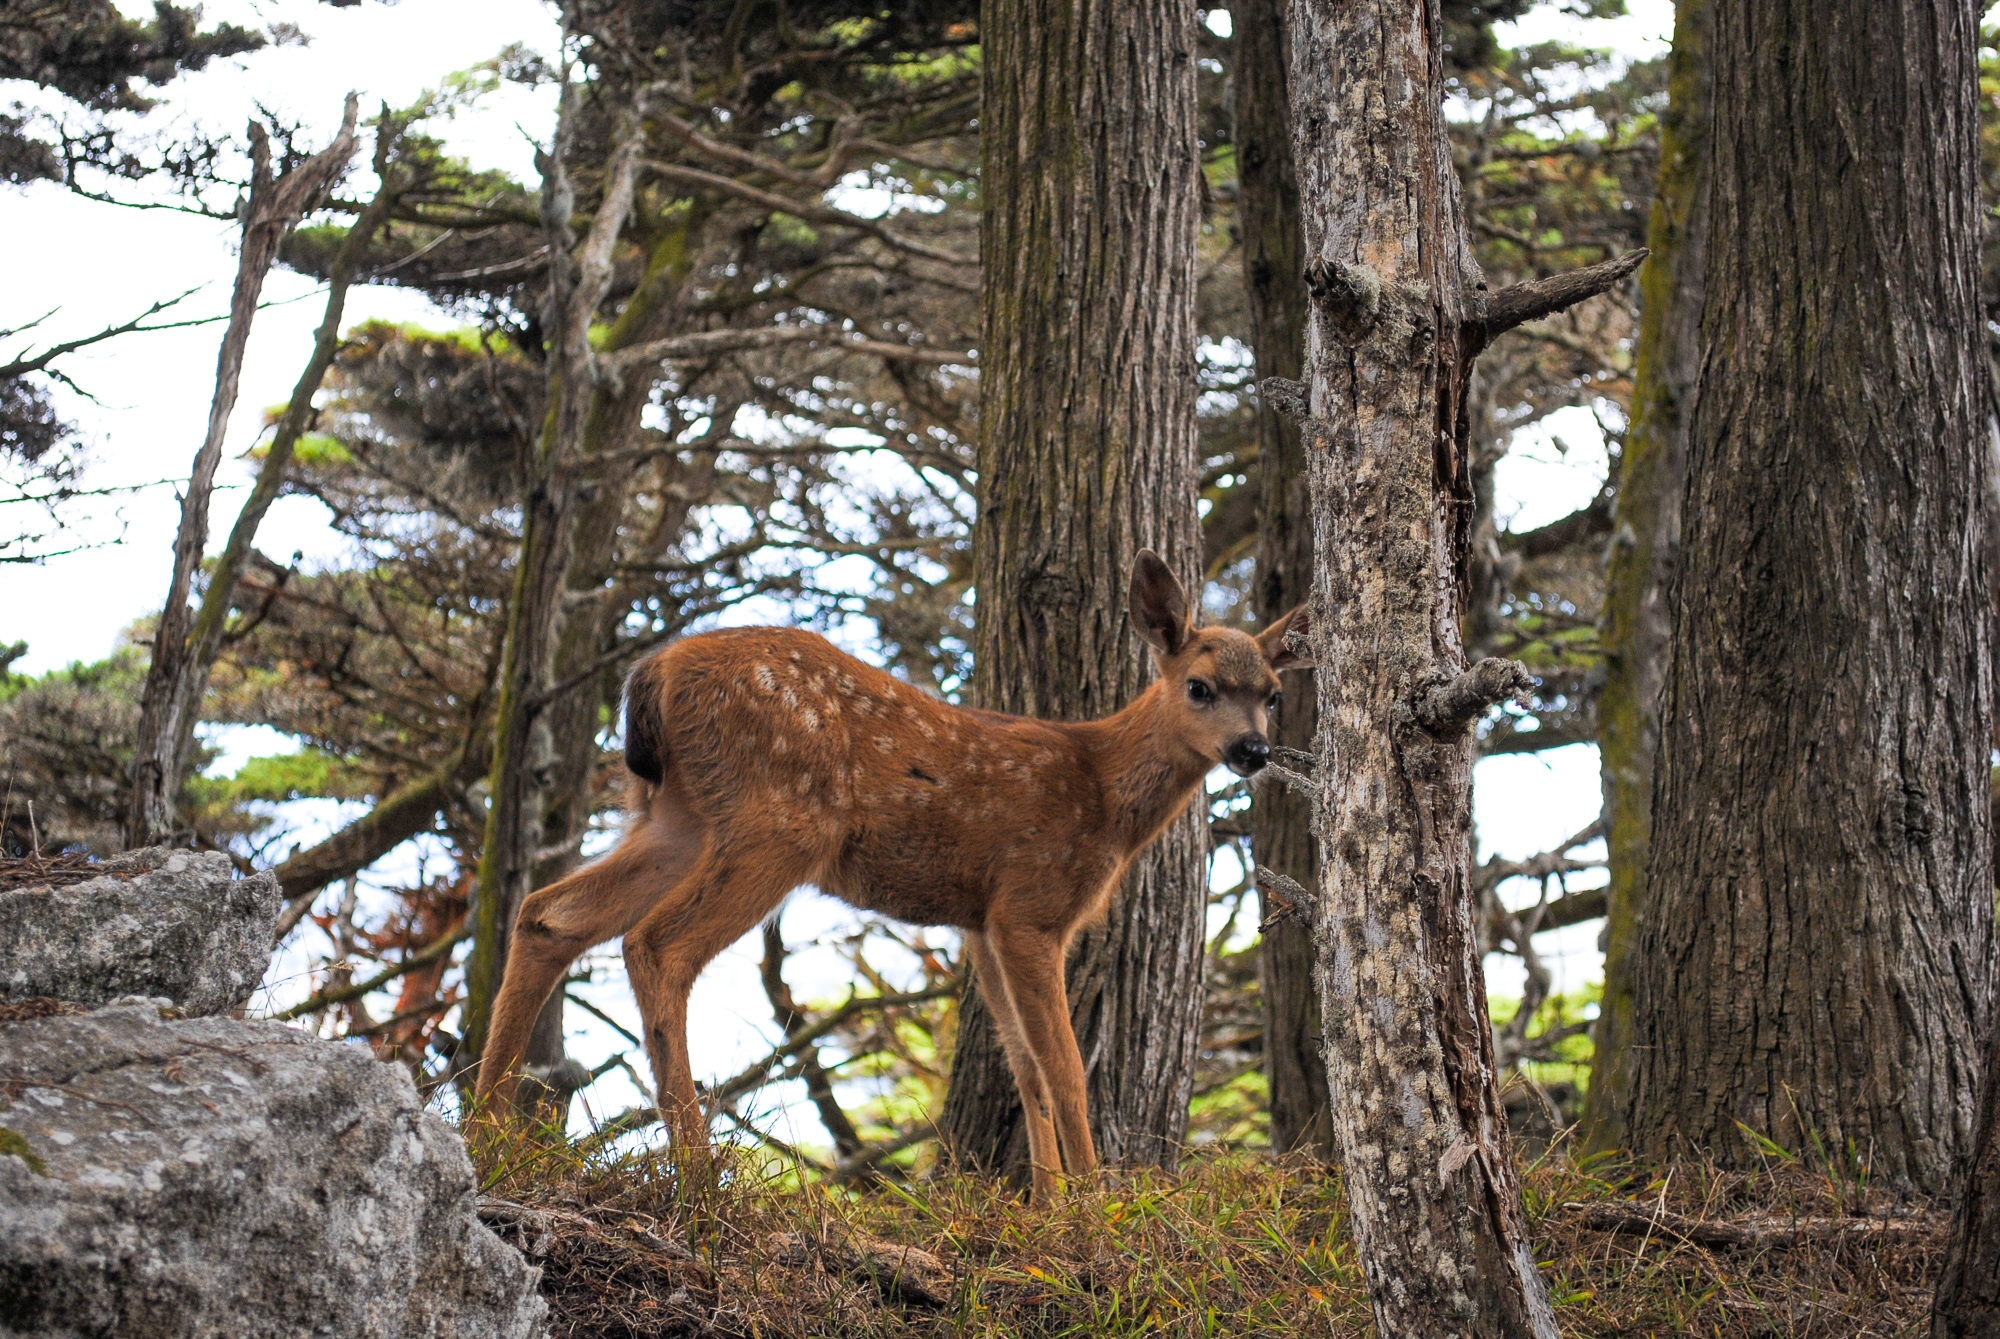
(621, 844), (809, 1156)
(477, 807), (705, 1113)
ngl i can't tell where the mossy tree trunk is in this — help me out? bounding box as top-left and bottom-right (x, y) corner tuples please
(1274, 0), (1644, 1330)
(938, 0), (1207, 1174)
(1621, 0), (1994, 1194)
(1581, 0), (1710, 1155)
(1228, 0), (1331, 1160)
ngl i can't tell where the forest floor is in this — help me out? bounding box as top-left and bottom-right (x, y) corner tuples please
(470, 1126), (1948, 1338)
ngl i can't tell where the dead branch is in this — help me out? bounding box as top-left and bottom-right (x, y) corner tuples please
(1564, 1201), (1939, 1251)
(270, 918), (470, 1021)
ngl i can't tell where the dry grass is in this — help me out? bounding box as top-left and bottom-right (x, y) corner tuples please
(0, 850), (105, 892)
(468, 1126), (1948, 1338)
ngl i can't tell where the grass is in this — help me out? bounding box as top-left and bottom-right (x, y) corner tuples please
(467, 1123), (1948, 1338)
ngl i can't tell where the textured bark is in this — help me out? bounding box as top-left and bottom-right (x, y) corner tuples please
(1284, 0), (1561, 1332)
(1935, 1015), (2000, 1337)
(938, 0), (1206, 1174)
(1623, 0), (1995, 1194)
(126, 100), (359, 848)
(1229, 0), (1330, 1160)
(1582, 0), (1709, 1153)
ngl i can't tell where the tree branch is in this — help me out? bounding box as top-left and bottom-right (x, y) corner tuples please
(1466, 248), (1649, 354)
(1409, 658), (1534, 736)
(270, 918), (470, 1021)
(608, 323), (971, 373)
(643, 158), (974, 267)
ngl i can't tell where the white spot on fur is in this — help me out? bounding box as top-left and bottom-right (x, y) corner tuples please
(755, 664), (779, 693)
(874, 736), (896, 753)
(800, 705), (821, 730)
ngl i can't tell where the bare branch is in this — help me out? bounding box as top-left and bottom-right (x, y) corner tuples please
(643, 158), (974, 266)
(608, 323), (972, 373)
(269, 918), (470, 1022)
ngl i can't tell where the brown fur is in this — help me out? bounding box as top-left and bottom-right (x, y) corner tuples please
(475, 552), (1311, 1202)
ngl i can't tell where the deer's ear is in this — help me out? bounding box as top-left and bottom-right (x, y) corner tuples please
(1256, 603), (1314, 670)
(1129, 550), (1193, 656)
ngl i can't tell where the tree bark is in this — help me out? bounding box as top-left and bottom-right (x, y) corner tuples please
(1228, 0), (1330, 1160)
(938, 0), (1206, 1175)
(1935, 1013), (2000, 1337)
(1280, 0), (1586, 1331)
(126, 97), (359, 848)
(1622, 0), (1995, 1194)
(1581, 0), (1709, 1154)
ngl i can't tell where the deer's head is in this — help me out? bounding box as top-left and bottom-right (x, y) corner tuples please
(1128, 550), (1314, 778)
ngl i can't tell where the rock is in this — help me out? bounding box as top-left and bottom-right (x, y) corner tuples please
(0, 1001), (545, 1339)
(0, 849), (280, 1016)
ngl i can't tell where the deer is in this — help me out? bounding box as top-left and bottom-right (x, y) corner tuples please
(472, 550), (1312, 1202)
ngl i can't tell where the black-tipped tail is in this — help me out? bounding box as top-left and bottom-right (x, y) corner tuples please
(623, 669), (666, 784)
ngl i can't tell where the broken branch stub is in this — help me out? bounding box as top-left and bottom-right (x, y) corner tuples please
(1466, 248), (1649, 355)
(1410, 658), (1534, 737)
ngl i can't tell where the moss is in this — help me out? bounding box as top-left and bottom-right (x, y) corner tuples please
(0, 1127), (45, 1175)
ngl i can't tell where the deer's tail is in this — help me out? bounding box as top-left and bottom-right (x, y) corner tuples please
(622, 662), (669, 791)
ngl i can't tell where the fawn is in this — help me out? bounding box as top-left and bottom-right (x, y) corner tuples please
(474, 550), (1311, 1201)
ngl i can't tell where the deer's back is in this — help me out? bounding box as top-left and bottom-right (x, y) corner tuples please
(629, 627), (1117, 929)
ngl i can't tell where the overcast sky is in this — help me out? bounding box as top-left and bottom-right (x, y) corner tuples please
(3, 0), (1668, 1137)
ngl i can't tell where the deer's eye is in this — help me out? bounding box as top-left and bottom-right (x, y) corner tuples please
(1267, 691), (1283, 713)
(1186, 679), (1215, 705)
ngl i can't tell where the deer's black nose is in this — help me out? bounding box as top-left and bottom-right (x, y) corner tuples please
(1225, 734), (1271, 776)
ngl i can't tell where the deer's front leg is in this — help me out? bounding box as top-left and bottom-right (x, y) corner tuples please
(987, 921), (1097, 1183)
(965, 931), (1063, 1203)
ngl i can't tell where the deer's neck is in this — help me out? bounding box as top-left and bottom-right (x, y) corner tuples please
(1075, 681), (1213, 854)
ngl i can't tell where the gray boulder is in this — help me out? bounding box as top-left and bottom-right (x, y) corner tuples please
(0, 849), (279, 1016)
(0, 1000), (545, 1339)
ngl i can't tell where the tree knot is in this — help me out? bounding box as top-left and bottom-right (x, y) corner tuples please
(1258, 378), (1349, 456)
(1306, 255), (1382, 345)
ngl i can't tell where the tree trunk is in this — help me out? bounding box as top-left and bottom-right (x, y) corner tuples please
(1581, 0), (1709, 1154)
(126, 99), (359, 848)
(1622, 0), (1994, 1194)
(460, 96), (643, 1082)
(1275, 0), (1636, 1330)
(1228, 0), (1330, 1160)
(938, 0), (1206, 1175)
(1935, 1011), (2000, 1337)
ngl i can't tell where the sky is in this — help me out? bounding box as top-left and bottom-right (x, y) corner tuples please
(2, 0), (1667, 1141)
